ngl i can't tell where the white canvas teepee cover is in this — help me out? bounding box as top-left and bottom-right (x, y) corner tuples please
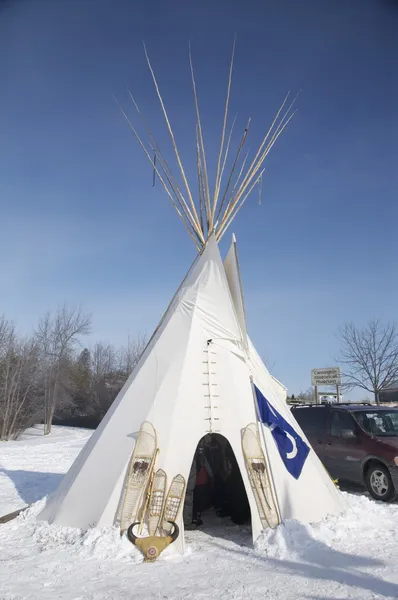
(39, 235), (345, 551)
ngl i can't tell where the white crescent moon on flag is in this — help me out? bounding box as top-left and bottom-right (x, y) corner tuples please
(285, 432), (298, 459)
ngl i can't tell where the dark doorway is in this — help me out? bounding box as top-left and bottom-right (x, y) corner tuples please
(183, 434), (251, 534)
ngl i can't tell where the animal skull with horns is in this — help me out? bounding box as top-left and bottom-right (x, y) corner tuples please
(127, 521), (179, 561)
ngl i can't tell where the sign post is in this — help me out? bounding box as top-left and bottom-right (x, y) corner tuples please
(311, 367), (341, 404)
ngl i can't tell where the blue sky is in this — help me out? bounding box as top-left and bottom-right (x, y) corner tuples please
(0, 0), (397, 397)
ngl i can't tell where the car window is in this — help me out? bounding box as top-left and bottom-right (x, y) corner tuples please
(330, 411), (356, 437)
(291, 408), (327, 435)
(353, 411), (398, 436)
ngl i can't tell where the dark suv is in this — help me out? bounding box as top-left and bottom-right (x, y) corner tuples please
(290, 403), (398, 502)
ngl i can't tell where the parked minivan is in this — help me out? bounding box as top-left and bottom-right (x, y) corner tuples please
(290, 403), (398, 501)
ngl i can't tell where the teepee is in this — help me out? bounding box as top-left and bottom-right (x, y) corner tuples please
(38, 43), (345, 555)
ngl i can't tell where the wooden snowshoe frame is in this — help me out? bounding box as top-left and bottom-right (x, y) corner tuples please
(241, 423), (280, 529)
(161, 474), (186, 535)
(148, 469), (167, 536)
(118, 421), (158, 534)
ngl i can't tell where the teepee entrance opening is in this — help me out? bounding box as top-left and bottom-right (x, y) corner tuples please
(183, 434), (251, 533)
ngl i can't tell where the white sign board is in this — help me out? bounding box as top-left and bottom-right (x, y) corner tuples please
(311, 367), (341, 386)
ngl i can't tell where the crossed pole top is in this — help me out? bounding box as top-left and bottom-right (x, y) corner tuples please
(117, 39), (297, 250)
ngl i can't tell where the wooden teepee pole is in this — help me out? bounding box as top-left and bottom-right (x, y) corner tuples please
(127, 90), (204, 244)
(231, 93), (297, 211)
(189, 43), (212, 232)
(217, 169), (265, 241)
(211, 36), (236, 225)
(196, 124), (206, 235)
(115, 99), (202, 250)
(217, 99), (297, 235)
(120, 41), (296, 248)
(143, 44), (203, 238)
(215, 118), (250, 226)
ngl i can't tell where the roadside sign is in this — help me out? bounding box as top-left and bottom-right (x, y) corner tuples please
(311, 367), (341, 386)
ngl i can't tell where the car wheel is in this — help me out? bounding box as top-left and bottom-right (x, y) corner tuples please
(365, 463), (397, 502)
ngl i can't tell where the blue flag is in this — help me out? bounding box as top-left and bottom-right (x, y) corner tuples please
(254, 385), (310, 480)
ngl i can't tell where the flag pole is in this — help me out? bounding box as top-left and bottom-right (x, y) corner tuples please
(249, 376), (281, 522)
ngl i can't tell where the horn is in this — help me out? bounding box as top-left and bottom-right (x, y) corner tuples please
(127, 522), (140, 545)
(167, 521), (179, 543)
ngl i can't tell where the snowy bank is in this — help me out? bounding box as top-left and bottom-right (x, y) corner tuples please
(1, 426), (398, 599)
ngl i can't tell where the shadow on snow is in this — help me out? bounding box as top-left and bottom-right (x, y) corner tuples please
(208, 520), (398, 599)
(0, 468), (63, 504)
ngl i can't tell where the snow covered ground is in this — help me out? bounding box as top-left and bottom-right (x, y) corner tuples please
(1, 426), (398, 600)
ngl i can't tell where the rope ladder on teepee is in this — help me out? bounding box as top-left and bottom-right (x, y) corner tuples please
(202, 342), (220, 434)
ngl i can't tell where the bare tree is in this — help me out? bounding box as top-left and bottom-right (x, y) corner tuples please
(118, 333), (147, 377)
(0, 321), (18, 439)
(84, 335), (147, 420)
(0, 315), (13, 352)
(90, 341), (117, 418)
(0, 323), (43, 440)
(337, 320), (398, 405)
(70, 348), (92, 416)
(296, 387), (316, 404)
(0, 310), (147, 436)
(35, 306), (91, 434)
